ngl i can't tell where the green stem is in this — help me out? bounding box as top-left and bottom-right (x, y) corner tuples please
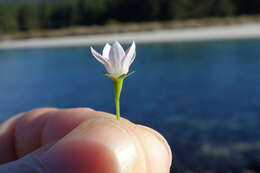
(115, 95), (120, 120)
(112, 77), (124, 120)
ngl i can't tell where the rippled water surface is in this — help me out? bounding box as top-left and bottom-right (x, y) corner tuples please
(0, 40), (260, 173)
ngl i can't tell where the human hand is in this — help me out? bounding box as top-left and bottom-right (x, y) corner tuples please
(0, 108), (172, 173)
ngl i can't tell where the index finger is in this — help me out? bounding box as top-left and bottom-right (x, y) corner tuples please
(0, 107), (99, 164)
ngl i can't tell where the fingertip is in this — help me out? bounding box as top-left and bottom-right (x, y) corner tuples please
(14, 108), (58, 158)
(12, 107), (105, 159)
(41, 107), (98, 145)
(0, 112), (25, 164)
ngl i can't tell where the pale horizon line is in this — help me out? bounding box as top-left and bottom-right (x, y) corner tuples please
(0, 23), (260, 50)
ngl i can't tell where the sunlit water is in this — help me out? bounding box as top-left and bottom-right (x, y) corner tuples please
(0, 40), (260, 173)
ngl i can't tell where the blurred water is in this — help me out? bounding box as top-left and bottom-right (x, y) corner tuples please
(0, 40), (260, 172)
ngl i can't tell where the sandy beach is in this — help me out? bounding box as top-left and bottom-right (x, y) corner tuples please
(0, 23), (260, 49)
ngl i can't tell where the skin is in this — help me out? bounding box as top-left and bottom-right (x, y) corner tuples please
(0, 108), (172, 173)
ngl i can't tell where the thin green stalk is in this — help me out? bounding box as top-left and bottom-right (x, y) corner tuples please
(115, 95), (120, 120)
(113, 77), (124, 120)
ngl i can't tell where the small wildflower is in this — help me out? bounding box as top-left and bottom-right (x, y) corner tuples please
(90, 41), (136, 120)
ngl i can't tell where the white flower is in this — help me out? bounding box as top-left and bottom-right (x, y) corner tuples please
(90, 41), (136, 78)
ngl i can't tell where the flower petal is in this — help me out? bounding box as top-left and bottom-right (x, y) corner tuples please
(129, 51), (136, 65)
(91, 47), (114, 74)
(122, 41), (136, 73)
(90, 47), (108, 65)
(102, 43), (111, 59)
(109, 41), (125, 67)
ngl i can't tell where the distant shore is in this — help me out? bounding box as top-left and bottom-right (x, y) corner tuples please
(0, 22), (260, 49)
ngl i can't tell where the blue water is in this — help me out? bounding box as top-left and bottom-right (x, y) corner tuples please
(0, 40), (260, 172)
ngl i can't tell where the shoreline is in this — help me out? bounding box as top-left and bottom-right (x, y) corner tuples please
(0, 23), (260, 49)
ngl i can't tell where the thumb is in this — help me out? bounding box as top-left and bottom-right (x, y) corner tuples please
(39, 117), (146, 173)
(0, 117), (128, 173)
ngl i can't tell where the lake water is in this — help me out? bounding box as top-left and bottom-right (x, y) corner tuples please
(0, 40), (260, 173)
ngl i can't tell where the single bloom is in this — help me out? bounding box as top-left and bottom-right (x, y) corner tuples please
(90, 41), (136, 78)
